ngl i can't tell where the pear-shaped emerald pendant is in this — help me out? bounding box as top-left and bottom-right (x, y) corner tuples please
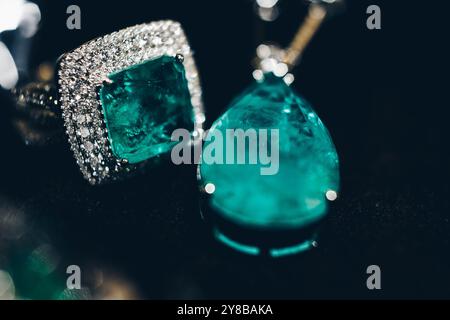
(200, 74), (339, 233)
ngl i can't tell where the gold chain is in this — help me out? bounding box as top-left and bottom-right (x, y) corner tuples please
(283, 4), (327, 67)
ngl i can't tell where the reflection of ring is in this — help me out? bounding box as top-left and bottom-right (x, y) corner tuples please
(11, 20), (205, 185)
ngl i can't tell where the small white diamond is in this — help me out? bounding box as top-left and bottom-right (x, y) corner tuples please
(165, 47), (175, 56)
(204, 183), (216, 194)
(325, 190), (338, 201)
(79, 127), (90, 138)
(84, 142), (94, 152)
(181, 44), (190, 55)
(90, 157), (98, 166)
(273, 62), (288, 77)
(191, 95), (201, 106)
(76, 115), (86, 123)
(252, 69), (264, 81)
(152, 37), (162, 46)
(283, 73), (295, 85)
(138, 39), (147, 47)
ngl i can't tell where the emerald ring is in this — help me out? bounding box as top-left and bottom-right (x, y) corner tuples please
(12, 20), (205, 185)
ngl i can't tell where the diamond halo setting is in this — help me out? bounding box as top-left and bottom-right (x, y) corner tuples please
(57, 20), (204, 185)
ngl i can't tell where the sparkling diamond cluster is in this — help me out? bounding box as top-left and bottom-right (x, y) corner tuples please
(57, 20), (204, 185)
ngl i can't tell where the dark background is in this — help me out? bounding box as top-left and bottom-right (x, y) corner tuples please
(0, 0), (449, 299)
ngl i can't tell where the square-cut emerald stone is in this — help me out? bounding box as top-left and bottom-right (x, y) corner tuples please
(99, 55), (194, 164)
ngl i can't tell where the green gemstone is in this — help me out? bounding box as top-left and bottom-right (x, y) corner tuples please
(99, 55), (194, 164)
(200, 74), (339, 229)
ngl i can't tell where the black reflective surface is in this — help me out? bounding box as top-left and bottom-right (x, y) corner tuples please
(0, 0), (449, 299)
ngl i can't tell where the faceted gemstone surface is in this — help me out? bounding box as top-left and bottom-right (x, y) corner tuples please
(99, 55), (194, 164)
(200, 74), (339, 229)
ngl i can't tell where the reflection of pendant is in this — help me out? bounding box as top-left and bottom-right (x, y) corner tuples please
(198, 72), (339, 257)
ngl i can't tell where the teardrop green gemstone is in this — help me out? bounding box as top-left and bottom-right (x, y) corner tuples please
(200, 74), (339, 229)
